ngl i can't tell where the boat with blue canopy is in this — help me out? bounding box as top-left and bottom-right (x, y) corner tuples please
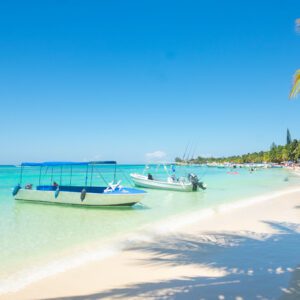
(13, 161), (146, 206)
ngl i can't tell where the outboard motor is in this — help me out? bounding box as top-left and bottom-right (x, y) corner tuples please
(198, 181), (207, 190)
(188, 173), (207, 191)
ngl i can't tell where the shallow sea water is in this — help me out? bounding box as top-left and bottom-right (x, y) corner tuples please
(0, 164), (299, 292)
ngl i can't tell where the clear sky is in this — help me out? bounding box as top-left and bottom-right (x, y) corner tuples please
(0, 0), (300, 164)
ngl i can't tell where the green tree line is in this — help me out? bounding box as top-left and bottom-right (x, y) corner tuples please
(176, 132), (300, 164)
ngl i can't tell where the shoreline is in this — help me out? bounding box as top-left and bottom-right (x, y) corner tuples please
(1, 184), (300, 299)
(0, 180), (295, 294)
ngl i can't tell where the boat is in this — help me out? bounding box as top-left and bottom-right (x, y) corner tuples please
(12, 161), (146, 207)
(130, 165), (206, 192)
(130, 173), (194, 192)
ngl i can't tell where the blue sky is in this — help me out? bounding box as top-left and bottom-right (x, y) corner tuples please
(0, 0), (300, 163)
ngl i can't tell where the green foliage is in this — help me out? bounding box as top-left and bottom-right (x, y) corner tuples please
(179, 140), (300, 164)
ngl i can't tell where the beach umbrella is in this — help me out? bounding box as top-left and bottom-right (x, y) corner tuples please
(289, 69), (300, 99)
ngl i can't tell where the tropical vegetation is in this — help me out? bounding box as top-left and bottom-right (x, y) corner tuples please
(175, 130), (300, 164)
(289, 19), (300, 99)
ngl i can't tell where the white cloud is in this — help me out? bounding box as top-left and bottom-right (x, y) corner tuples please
(145, 150), (167, 162)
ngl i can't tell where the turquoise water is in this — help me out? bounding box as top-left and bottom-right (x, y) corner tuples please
(0, 164), (300, 289)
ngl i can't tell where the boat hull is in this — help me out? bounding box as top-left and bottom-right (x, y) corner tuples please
(130, 173), (193, 192)
(15, 188), (145, 207)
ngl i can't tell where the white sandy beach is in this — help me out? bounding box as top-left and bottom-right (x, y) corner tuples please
(2, 187), (300, 300)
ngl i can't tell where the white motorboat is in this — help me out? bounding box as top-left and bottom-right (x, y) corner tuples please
(130, 171), (206, 192)
(13, 161), (146, 207)
(130, 173), (193, 192)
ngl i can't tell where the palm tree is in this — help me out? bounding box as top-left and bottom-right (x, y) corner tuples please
(289, 19), (300, 99)
(289, 70), (300, 99)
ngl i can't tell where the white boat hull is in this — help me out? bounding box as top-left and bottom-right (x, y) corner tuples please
(130, 173), (193, 192)
(15, 188), (144, 206)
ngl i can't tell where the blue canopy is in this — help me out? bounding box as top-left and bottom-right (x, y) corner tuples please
(90, 161), (116, 165)
(21, 161), (117, 167)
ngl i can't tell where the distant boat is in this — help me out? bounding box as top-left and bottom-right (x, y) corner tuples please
(13, 161), (146, 207)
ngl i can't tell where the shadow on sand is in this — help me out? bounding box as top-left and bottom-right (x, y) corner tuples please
(44, 221), (300, 300)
